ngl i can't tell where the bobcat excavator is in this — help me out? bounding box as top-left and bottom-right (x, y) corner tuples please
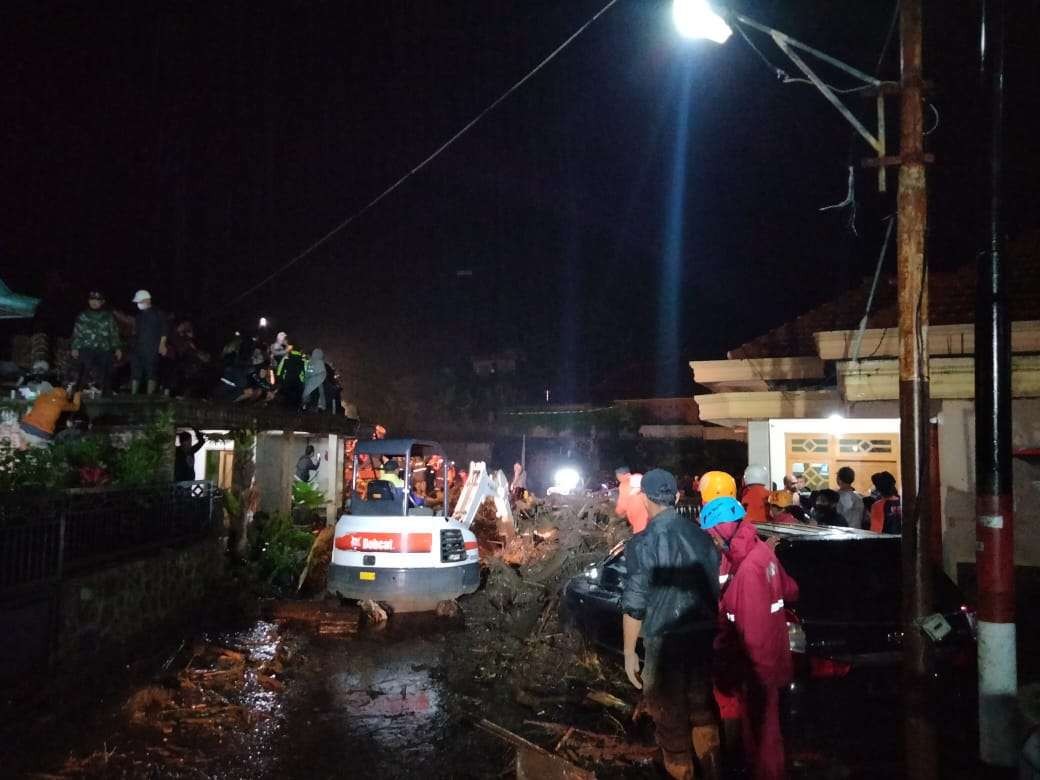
(328, 438), (514, 611)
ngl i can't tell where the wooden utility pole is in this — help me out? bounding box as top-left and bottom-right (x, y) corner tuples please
(975, 0), (1017, 767)
(896, 1), (936, 777)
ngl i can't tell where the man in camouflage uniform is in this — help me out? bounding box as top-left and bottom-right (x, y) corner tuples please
(71, 290), (122, 395)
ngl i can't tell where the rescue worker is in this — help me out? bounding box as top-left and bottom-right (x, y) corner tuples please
(740, 464), (771, 523)
(174, 429), (206, 482)
(697, 469), (743, 744)
(701, 496), (799, 780)
(699, 469), (737, 507)
(295, 445), (321, 483)
(129, 289), (168, 395)
(766, 491), (799, 524)
(869, 471), (902, 534)
(20, 385), (82, 444)
(835, 466), (865, 529)
(276, 346), (307, 408)
(622, 469), (721, 780)
(70, 290), (122, 395)
(510, 462), (527, 501)
(811, 489), (846, 527)
(615, 465), (649, 533)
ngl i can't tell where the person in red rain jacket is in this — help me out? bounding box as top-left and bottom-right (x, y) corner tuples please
(701, 496), (799, 780)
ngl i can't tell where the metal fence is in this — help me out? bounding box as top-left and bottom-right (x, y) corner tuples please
(0, 481), (221, 598)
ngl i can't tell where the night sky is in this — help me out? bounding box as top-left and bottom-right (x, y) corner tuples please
(5, 1), (1039, 404)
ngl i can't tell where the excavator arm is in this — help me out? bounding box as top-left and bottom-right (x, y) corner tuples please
(451, 461), (516, 536)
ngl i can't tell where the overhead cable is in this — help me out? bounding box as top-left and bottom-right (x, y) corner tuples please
(226, 0), (621, 309)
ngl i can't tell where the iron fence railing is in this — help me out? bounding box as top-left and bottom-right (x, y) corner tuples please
(0, 481), (221, 597)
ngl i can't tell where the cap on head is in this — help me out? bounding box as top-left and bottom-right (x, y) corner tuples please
(699, 471), (737, 504)
(767, 489), (793, 508)
(743, 464), (769, 487)
(132, 290), (152, 303)
(700, 496), (746, 530)
(640, 468), (677, 505)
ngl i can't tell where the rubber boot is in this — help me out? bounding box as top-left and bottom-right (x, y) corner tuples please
(692, 724), (722, 780)
(662, 749), (694, 780)
(146, 379), (158, 395)
(131, 380), (140, 395)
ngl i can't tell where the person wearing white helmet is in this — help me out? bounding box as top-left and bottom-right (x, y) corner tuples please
(740, 464), (771, 523)
(129, 290), (168, 395)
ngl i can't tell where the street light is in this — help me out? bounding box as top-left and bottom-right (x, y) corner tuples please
(672, 0), (732, 44)
(259, 316), (268, 329)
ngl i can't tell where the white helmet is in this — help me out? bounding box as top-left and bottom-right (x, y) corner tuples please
(132, 289), (152, 303)
(743, 464), (769, 487)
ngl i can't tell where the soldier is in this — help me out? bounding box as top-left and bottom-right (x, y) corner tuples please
(70, 290), (122, 395)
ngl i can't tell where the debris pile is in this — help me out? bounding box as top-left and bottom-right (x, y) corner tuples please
(47, 627), (299, 778)
(437, 494), (661, 775)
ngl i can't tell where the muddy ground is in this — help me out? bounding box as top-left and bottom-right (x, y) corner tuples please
(6, 496), (982, 778)
(15, 497), (665, 779)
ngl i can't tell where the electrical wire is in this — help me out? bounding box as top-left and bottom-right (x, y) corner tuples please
(225, 0), (621, 309)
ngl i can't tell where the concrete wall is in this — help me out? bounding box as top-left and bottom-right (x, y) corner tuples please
(253, 431), (343, 521)
(56, 537), (226, 666)
(938, 398), (1040, 580)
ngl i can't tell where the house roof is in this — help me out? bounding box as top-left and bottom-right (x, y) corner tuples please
(729, 231), (1040, 359)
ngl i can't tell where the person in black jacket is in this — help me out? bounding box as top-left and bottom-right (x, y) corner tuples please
(174, 429), (205, 482)
(622, 468), (722, 780)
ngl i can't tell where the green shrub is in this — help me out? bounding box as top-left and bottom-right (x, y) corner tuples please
(291, 479), (326, 511)
(0, 441), (58, 492)
(112, 410), (172, 485)
(255, 511), (315, 594)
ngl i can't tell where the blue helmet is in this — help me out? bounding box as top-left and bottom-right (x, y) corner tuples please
(700, 496), (746, 530)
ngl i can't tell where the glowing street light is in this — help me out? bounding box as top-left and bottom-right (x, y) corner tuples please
(259, 316), (268, 328)
(672, 0), (732, 44)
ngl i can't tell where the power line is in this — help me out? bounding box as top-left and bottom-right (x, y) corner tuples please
(225, 0), (621, 310)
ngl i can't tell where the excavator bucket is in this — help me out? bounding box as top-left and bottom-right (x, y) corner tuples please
(451, 462), (516, 537)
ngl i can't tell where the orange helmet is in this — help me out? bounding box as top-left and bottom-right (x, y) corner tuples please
(699, 471), (737, 504)
(767, 490), (794, 509)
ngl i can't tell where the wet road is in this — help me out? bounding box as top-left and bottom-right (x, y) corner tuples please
(20, 602), (985, 779)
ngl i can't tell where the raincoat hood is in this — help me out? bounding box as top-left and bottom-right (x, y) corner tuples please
(714, 519), (760, 567)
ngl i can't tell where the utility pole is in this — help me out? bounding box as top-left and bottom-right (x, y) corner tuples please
(896, 1), (936, 777)
(975, 0), (1017, 767)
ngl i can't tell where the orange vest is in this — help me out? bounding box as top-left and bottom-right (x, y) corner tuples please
(741, 484), (770, 523)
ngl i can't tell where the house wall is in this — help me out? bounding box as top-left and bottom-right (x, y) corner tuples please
(939, 398), (1040, 579)
(748, 421), (770, 476)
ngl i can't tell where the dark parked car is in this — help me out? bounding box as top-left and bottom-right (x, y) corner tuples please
(561, 521), (979, 769)
(561, 521), (976, 676)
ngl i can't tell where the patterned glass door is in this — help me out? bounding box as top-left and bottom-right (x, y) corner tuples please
(785, 432), (900, 493)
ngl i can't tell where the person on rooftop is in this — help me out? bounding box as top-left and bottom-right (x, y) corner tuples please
(71, 290), (121, 396)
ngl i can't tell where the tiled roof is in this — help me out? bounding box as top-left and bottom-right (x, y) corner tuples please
(729, 231), (1040, 359)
